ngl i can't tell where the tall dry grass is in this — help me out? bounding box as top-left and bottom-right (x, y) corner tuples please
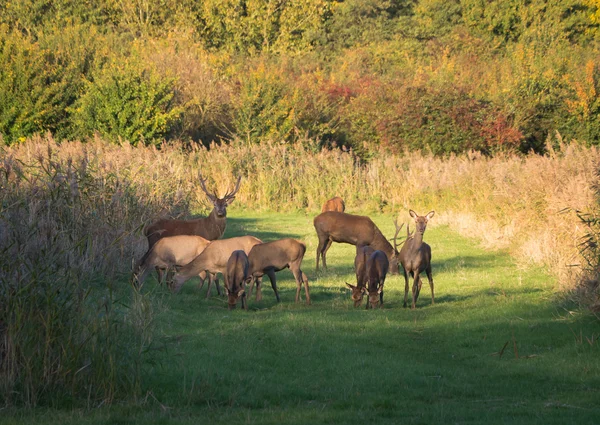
(4, 134), (599, 285)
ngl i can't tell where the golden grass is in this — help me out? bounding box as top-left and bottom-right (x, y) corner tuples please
(3, 134), (598, 289)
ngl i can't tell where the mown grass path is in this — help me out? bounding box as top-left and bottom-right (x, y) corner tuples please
(7, 212), (600, 424)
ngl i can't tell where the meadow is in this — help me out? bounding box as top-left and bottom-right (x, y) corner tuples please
(4, 211), (600, 424)
(1, 137), (599, 423)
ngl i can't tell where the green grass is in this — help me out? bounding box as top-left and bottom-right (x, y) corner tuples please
(4, 211), (600, 424)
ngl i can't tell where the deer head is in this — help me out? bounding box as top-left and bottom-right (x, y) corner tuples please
(409, 210), (435, 235)
(367, 283), (384, 309)
(198, 172), (242, 218)
(224, 286), (245, 310)
(345, 282), (366, 307)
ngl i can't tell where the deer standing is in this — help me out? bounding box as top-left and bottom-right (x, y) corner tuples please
(246, 238), (311, 304)
(132, 235), (211, 289)
(365, 250), (389, 309)
(345, 245), (375, 307)
(313, 211), (403, 274)
(143, 173), (241, 283)
(171, 236), (262, 296)
(224, 250), (250, 310)
(399, 210), (435, 309)
(321, 197), (346, 213)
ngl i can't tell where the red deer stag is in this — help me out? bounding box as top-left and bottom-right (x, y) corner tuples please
(399, 210), (435, 309)
(171, 236), (262, 296)
(144, 173), (241, 282)
(321, 196), (346, 213)
(132, 235), (211, 289)
(365, 250), (389, 309)
(313, 211), (403, 274)
(246, 238), (311, 305)
(345, 245), (375, 307)
(224, 250), (250, 310)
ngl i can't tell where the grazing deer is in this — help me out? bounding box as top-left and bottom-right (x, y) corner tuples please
(345, 245), (375, 307)
(171, 236), (262, 296)
(225, 250), (250, 310)
(144, 173), (241, 282)
(247, 238), (311, 304)
(313, 211), (403, 274)
(132, 235), (211, 289)
(365, 250), (389, 309)
(321, 196), (346, 213)
(399, 210), (435, 309)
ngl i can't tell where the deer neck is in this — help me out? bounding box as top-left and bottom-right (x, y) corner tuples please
(201, 208), (227, 239)
(407, 231), (424, 254)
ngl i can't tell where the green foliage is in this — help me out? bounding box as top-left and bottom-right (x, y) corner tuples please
(231, 62), (295, 142)
(71, 58), (182, 145)
(0, 25), (94, 144)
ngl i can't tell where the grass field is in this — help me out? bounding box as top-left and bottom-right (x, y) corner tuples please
(4, 211), (600, 424)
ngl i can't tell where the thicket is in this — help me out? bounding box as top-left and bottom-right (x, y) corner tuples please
(0, 0), (599, 156)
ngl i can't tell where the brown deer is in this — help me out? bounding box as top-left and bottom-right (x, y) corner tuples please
(365, 250), (389, 309)
(224, 250), (250, 310)
(143, 173), (241, 282)
(321, 196), (346, 213)
(246, 238), (311, 304)
(313, 211), (403, 274)
(132, 235), (211, 289)
(345, 245), (375, 307)
(399, 210), (435, 309)
(171, 235), (262, 296)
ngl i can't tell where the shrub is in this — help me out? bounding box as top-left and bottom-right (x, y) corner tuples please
(71, 58), (182, 145)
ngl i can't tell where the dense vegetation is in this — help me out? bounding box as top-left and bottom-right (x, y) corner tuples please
(2, 1), (600, 417)
(1, 0), (600, 156)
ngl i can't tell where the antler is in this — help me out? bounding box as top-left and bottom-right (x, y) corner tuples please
(393, 218), (405, 251)
(223, 175), (242, 201)
(198, 171), (217, 202)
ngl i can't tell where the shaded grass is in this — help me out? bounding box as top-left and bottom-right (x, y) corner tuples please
(3, 211), (599, 424)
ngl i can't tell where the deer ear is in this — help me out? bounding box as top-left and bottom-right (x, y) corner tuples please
(409, 210), (418, 219)
(425, 211), (435, 221)
(345, 282), (355, 290)
(225, 196), (236, 206)
(237, 289), (245, 296)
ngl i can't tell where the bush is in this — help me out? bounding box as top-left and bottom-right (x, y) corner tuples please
(71, 57), (182, 145)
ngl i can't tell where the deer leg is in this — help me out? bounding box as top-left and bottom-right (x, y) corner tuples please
(301, 271), (311, 305)
(403, 270), (410, 308)
(316, 237), (324, 271)
(241, 291), (247, 310)
(321, 238), (333, 270)
(267, 269), (280, 302)
(380, 278), (385, 307)
(206, 273), (214, 299)
(292, 267), (310, 305)
(197, 270), (208, 291)
(214, 274), (222, 296)
(426, 265), (434, 305)
(155, 266), (164, 284)
(256, 276), (264, 301)
(412, 272), (422, 309)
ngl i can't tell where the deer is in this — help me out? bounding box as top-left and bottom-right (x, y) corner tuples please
(143, 172), (241, 283)
(313, 211), (403, 274)
(321, 196), (346, 213)
(365, 250), (389, 309)
(345, 245), (375, 307)
(171, 235), (262, 296)
(132, 235), (211, 289)
(399, 210), (435, 309)
(246, 238), (311, 305)
(224, 250), (250, 310)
